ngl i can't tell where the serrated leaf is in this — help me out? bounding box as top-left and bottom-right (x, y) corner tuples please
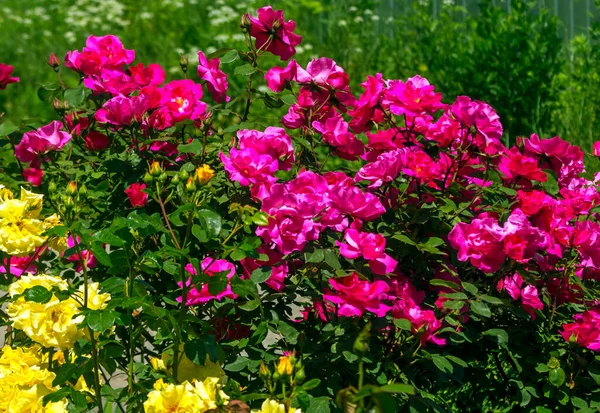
(219, 49), (239, 64)
(234, 64), (256, 76)
(482, 328), (509, 344)
(177, 140), (204, 155)
(224, 356), (249, 372)
(64, 87), (86, 106)
(23, 285), (53, 303)
(479, 295), (504, 305)
(250, 267), (271, 284)
(471, 301), (491, 317)
(86, 309), (119, 332)
(431, 355), (453, 374)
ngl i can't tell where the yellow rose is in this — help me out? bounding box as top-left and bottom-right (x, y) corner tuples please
(8, 274), (68, 298)
(251, 399), (302, 413)
(143, 379), (203, 413)
(193, 164), (215, 186)
(160, 347), (225, 383)
(74, 282), (111, 310)
(191, 376), (229, 411)
(7, 296), (84, 349)
(6, 384), (68, 413)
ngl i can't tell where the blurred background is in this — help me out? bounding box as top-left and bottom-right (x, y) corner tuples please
(2, 0), (600, 164)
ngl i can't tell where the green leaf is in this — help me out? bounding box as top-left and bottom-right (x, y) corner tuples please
(429, 279), (460, 290)
(239, 299), (260, 311)
(250, 267), (271, 284)
(305, 249), (325, 263)
(549, 368), (565, 387)
(184, 340), (207, 365)
(443, 300), (465, 310)
(86, 309), (119, 332)
(440, 292), (468, 300)
(64, 87), (86, 106)
(461, 282), (478, 295)
(224, 356), (249, 372)
(207, 271), (228, 296)
(393, 318), (412, 331)
(219, 49), (239, 64)
(393, 233), (416, 245)
(536, 363), (550, 373)
(302, 378), (321, 391)
(470, 301), (492, 318)
(234, 64), (256, 76)
(380, 383), (416, 395)
(94, 230), (126, 247)
(479, 295), (504, 305)
(52, 363), (79, 386)
(42, 387), (71, 404)
(177, 140), (204, 155)
(482, 328), (509, 344)
(431, 355), (453, 374)
(23, 285), (53, 303)
(306, 397), (331, 413)
(0, 121), (19, 136)
(277, 321), (299, 345)
(194, 209), (222, 241)
(90, 243), (111, 267)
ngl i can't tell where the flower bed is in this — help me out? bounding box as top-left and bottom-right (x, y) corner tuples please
(0, 5), (599, 413)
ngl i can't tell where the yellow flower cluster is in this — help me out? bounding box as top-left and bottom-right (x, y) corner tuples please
(0, 345), (68, 412)
(143, 377), (229, 413)
(7, 274), (111, 349)
(150, 347), (225, 383)
(251, 399), (302, 413)
(0, 186), (62, 256)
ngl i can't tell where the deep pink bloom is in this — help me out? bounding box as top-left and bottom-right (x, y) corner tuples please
(0, 64), (19, 90)
(593, 141), (600, 157)
(573, 221), (600, 269)
(498, 146), (547, 182)
(313, 113), (364, 160)
(560, 309), (600, 351)
(450, 96), (504, 155)
(65, 236), (97, 272)
(84, 131), (110, 151)
(15, 121), (72, 163)
(0, 256), (36, 277)
(129, 63), (165, 87)
(382, 75), (444, 117)
(178, 259), (237, 305)
(336, 229), (397, 275)
(159, 79), (207, 124)
(522, 134), (584, 182)
(349, 74), (386, 133)
(220, 148), (279, 187)
(255, 206), (320, 254)
(247, 6), (302, 61)
(23, 165), (43, 187)
(237, 127), (295, 170)
(83, 69), (139, 95)
(425, 113), (464, 148)
(125, 183), (148, 207)
(355, 149), (406, 188)
(448, 216), (506, 273)
(402, 150), (441, 184)
(323, 273), (392, 317)
(502, 209), (549, 262)
(516, 190), (548, 216)
(329, 185), (386, 222)
(497, 273), (543, 318)
(95, 94), (136, 126)
(65, 35), (134, 75)
(197, 51), (229, 103)
(265, 60), (304, 92)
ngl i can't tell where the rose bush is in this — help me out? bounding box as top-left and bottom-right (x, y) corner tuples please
(0, 5), (600, 413)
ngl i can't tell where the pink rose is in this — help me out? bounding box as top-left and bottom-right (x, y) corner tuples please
(0, 63), (19, 90)
(448, 216), (506, 273)
(323, 273), (392, 317)
(178, 258), (237, 305)
(336, 229), (397, 275)
(197, 51), (229, 103)
(125, 183), (148, 208)
(15, 121), (72, 163)
(247, 6), (302, 61)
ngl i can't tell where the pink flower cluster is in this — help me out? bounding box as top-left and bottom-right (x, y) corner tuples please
(178, 258), (237, 305)
(560, 309), (600, 351)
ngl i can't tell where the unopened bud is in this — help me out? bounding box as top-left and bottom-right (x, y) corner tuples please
(48, 53), (60, 70)
(78, 184), (87, 196)
(259, 361), (270, 380)
(295, 366), (306, 384)
(64, 196), (75, 210)
(149, 161), (163, 177)
(185, 178), (196, 193)
(157, 172), (168, 183)
(240, 14), (252, 32)
(143, 172), (154, 185)
(277, 356), (294, 377)
(66, 181), (77, 196)
(179, 54), (189, 74)
(171, 175), (180, 185)
(53, 98), (69, 111)
(179, 170), (190, 181)
(48, 181), (58, 195)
